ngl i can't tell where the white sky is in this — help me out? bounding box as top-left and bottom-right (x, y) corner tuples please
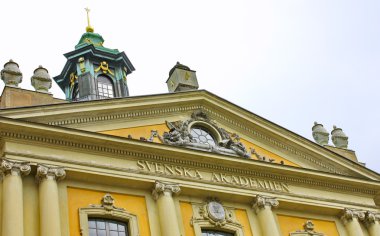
(0, 0), (379, 173)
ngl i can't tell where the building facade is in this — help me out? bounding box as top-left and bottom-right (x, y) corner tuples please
(0, 20), (379, 236)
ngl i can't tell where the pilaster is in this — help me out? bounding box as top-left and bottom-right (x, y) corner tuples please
(0, 159), (31, 236)
(36, 165), (66, 236)
(152, 181), (181, 236)
(252, 195), (281, 236)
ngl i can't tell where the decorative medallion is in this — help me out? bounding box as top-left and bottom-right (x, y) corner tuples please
(191, 198), (240, 228)
(207, 201), (226, 222)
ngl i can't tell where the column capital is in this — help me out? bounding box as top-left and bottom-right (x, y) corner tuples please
(252, 195), (279, 212)
(0, 159), (31, 176)
(152, 181), (181, 200)
(36, 165), (66, 182)
(341, 208), (366, 225)
(364, 211), (380, 226)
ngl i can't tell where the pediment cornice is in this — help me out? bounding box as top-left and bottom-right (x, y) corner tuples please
(0, 117), (379, 199)
(0, 90), (378, 179)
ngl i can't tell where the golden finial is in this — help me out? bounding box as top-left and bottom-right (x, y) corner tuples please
(85, 7), (94, 32)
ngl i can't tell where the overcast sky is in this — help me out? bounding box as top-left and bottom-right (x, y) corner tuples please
(0, 0), (379, 173)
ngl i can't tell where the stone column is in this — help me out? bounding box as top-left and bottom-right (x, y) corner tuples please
(364, 211), (380, 236)
(152, 181), (181, 236)
(36, 165), (66, 236)
(252, 195), (281, 236)
(0, 159), (31, 236)
(341, 208), (365, 236)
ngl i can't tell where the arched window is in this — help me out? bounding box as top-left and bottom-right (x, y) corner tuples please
(202, 230), (234, 236)
(190, 126), (217, 147)
(97, 75), (114, 98)
(88, 218), (128, 236)
(79, 194), (139, 236)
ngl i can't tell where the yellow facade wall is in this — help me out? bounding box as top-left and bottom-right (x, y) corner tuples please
(180, 202), (196, 236)
(100, 124), (298, 167)
(100, 124), (168, 142)
(235, 209), (254, 236)
(239, 138), (299, 167)
(277, 214), (339, 236)
(67, 187), (151, 236)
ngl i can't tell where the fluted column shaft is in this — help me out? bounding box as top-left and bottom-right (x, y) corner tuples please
(0, 159), (31, 236)
(341, 209), (365, 236)
(252, 195), (281, 236)
(36, 165), (66, 236)
(365, 211), (380, 236)
(152, 181), (181, 236)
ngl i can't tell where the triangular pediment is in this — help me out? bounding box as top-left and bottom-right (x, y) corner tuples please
(0, 90), (378, 180)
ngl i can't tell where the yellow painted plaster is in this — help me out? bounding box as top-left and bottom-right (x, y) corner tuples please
(240, 138), (299, 167)
(277, 214), (339, 236)
(180, 202), (196, 236)
(235, 209), (254, 236)
(100, 124), (168, 143)
(100, 124), (298, 167)
(67, 187), (151, 236)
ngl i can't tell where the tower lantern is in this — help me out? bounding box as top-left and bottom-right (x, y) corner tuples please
(54, 8), (135, 101)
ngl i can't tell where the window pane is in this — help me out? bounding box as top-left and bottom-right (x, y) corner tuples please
(110, 231), (118, 236)
(119, 232), (126, 236)
(109, 222), (118, 231)
(96, 221), (106, 229)
(97, 229), (106, 236)
(88, 220), (96, 229)
(89, 228), (97, 236)
(118, 224), (125, 232)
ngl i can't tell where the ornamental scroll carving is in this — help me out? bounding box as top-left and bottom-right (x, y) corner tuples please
(341, 208), (365, 225)
(252, 195), (279, 212)
(158, 110), (250, 158)
(191, 198), (243, 235)
(364, 211), (380, 226)
(152, 180), (181, 200)
(290, 221), (325, 236)
(36, 165), (66, 182)
(87, 193), (124, 212)
(0, 159), (31, 176)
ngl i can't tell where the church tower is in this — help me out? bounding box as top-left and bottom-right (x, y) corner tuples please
(54, 8), (135, 101)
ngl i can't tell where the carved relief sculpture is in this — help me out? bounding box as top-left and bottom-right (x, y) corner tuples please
(159, 110), (250, 158)
(290, 220), (325, 236)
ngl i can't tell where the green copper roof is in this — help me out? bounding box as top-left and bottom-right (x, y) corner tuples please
(75, 32), (119, 54)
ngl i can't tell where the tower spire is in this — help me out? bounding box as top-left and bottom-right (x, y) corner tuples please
(85, 7), (94, 32)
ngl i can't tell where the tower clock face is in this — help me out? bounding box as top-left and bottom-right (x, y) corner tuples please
(207, 201), (225, 221)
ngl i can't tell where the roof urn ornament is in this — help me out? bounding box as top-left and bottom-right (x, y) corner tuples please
(31, 65), (52, 93)
(1, 59), (23, 87)
(312, 122), (329, 145)
(331, 125), (348, 149)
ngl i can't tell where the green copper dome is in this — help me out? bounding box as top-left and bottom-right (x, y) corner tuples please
(75, 32), (119, 54)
